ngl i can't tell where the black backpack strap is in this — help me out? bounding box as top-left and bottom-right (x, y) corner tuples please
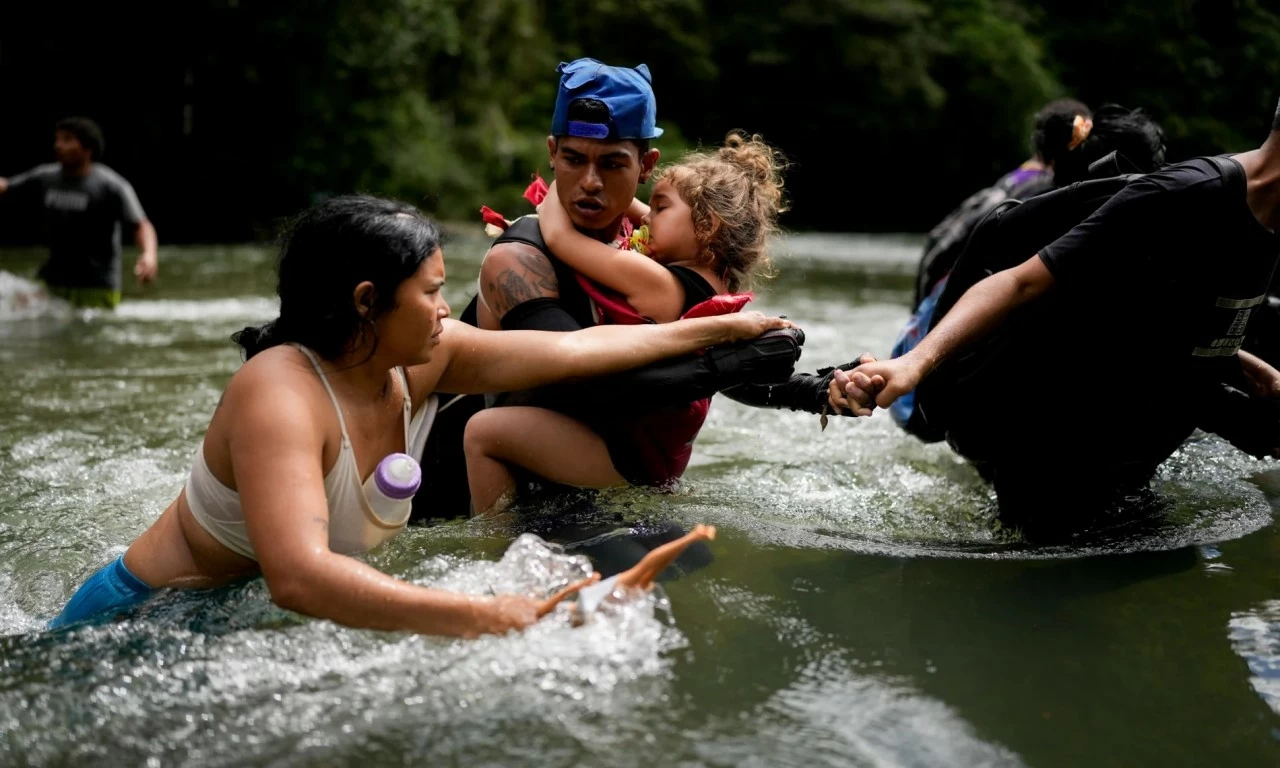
(1204, 154), (1247, 195)
(492, 215), (549, 255)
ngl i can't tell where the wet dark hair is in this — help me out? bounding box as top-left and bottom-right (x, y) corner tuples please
(232, 195), (442, 360)
(1032, 99), (1092, 165)
(55, 117), (105, 159)
(557, 98), (650, 155)
(1054, 104), (1167, 185)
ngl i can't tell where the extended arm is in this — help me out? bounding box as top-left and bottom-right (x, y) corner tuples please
(833, 255), (1057, 412)
(478, 243), (799, 408)
(723, 357), (868, 414)
(431, 312), (790, 396)
(837, 173), (1175, 414)
(526, 328), (805, 411)
(0, 166), (47, 198)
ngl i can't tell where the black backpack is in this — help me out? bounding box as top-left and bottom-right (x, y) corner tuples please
(905, 155), (1246, 442)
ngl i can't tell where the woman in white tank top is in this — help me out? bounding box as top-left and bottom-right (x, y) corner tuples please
(49, 195), (790, 636)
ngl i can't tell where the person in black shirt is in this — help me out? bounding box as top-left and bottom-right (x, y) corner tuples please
(832, 100), (1280, 539)
(890, 106), (1170, 437)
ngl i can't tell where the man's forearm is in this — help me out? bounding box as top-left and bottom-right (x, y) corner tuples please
(909, 260), (1050, 375)
(527, 331), (804, 412)
(136, 219), (158, 256)
(491, 292), (716, 408)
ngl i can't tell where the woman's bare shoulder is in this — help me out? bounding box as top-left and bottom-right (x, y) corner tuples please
(214, 346), (329, 437)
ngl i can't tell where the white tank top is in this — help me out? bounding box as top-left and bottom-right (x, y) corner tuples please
(184, 345), (439, 559)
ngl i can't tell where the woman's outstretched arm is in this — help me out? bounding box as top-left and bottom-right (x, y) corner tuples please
(431, 312), (792, 396)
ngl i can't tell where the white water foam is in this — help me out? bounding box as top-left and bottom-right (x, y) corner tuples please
(0, 272), (72, 322)
(112, 297), (279, 323)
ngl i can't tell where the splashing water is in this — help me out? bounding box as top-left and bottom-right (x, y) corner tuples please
(2, 237), (1279, 765)
(0, 271), (71, 324)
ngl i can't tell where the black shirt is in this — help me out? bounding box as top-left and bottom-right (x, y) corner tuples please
(951, 157), (1280, 473)
(1039, 157), (1279, 366)
(667, 265), (717, 315)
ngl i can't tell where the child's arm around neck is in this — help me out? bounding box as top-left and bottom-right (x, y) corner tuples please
(537, 183), (687, 323)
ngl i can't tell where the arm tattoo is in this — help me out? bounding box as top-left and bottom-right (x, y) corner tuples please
(485, 250), (560, 317)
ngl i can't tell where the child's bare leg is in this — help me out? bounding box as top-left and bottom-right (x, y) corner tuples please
(464, 407), (627, 516)
(464, 409), (521, 516)
(615, 525), (717, 590)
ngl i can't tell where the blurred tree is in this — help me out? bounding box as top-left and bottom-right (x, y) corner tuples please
(1032, 0), (1280, 157)
(0, 0), (1276, 241)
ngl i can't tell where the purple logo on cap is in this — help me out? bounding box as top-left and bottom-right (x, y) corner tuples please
(567, 121), (610, 140)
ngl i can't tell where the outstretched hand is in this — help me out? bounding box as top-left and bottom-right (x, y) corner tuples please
(819, 354), (879, 419)
(827, 356), (923, 416)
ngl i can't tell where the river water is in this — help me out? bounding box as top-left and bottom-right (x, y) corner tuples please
(2, 232), (1279, 766)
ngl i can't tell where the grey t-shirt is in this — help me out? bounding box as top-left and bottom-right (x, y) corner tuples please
(8, 163), (146, 290)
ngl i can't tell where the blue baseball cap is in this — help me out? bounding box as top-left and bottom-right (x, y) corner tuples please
(550, 58), (664, 141)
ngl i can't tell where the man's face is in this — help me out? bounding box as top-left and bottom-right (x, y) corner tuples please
(548, 136), (659, 233)
(53, 130), (89, 167)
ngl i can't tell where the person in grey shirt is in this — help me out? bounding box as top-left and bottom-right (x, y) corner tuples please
(0, 117), (158, 308)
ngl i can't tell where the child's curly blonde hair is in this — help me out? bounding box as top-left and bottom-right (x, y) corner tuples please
(653, 132), (786, 293)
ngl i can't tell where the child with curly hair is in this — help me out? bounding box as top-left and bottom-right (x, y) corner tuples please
(465, 132), (788, 514)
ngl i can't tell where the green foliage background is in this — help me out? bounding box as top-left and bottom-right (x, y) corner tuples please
(1, 0), (1277, 239)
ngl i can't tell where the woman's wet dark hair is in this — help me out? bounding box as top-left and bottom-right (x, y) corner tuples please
(232, 195), (442, 360)
(1054, 104), (1167, 185)
(1032, 99), (1091, 166)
